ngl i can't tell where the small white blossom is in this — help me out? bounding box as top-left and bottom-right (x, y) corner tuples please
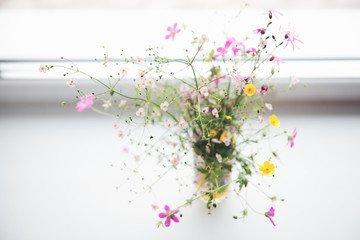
(265, 103), (273, 111)
(66, 78), (75, 88)
(201, 107), (209, 114)
(160, 101), (169, 111)
(102, 100), (112, 110)
(212, 108), (219, 118)
(216, 153), (222, 163)
(199, 86), (209, 97)
(39, 65), (47, 73)
(136, 108), (145, 117)
(166, 120), (173, 129)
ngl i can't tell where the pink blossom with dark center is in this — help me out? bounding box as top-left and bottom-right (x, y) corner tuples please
(280, 24), (303, 51)
(158, 205), (180, 227)
(264, 9), (283, 19)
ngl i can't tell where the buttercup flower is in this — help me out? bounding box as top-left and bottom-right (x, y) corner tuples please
(288, 128), (297, 148)
(265, 207), (276, 226)
(165, 23), (181, 40)
(243, 84), (256, 96)
(259, 161), (275, 176)
(75, 94), (95, 112)
(160, 101), (169, 111)
(269, 114), (280, 127)
(136, 107), (145, 117)
(159, 205), (180, 227)
(209, 129), (217, 138)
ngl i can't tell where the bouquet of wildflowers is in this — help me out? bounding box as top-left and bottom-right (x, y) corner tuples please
(41, 9), (301, 228)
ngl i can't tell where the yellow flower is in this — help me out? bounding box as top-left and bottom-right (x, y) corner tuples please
(209, 130), (217, 138)
(243, 84), (256, 96)
(259, 161), (275, 176)
(269, 114), (280, 127)
(226, 116), (232, 121)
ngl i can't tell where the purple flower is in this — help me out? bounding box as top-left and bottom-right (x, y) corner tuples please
(158, 205), (180, 227)
(265, 207), (276, 226)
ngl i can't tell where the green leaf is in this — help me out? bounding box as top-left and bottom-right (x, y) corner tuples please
(209, 49), (215, 58)
(236, 174), (248, 191)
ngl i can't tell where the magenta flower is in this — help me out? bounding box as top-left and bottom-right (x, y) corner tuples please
(75, 94), (95, 112)
(245, 48), (257, 54)
(288, 128), (297, 148)
(212, 38), (233, 59)
(265, 207), (276, 226)
(264, 9), (283, 19)
(158, 205), (180, 227)
(165, 23), (180, 40)
(228, 37), (244, 55)
(256, 84), (269, 96)
(280, 24), (303, 51)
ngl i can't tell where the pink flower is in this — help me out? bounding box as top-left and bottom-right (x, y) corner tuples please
(265, 207), (276, 226)
(178, 118), (186, 129)
(256, 84), (269, 96)
(270, 55), (285, 66)
(165, 23), (180, 40)
(288, 128), (297, 148)
(229, 37), (244, 55)
(75, 94), (95, 112)
(199, 86), (209, 97)
(265, 9), (283, 19)
(245, 48), (257, 54)
(158, 205), (180, 227)
(280, 24), (304, 51)
(212, 38), (233, 59)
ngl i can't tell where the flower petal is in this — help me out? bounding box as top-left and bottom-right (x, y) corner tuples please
(269, 217), (276, 226)
(164, 205), (170, 212)
(164, 217), (171, 227)
(159, 213), (167, 218)
(171, 215), (179, 223)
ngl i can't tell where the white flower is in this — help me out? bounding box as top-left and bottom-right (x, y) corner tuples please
(135, 80), (144, 89)
(178, 118), (186, 129)
(199, 86), (209, 97)
(260, 38), (267, 48)
(118, 100), (127, 108)
(265, 103), (273, 111)
(258, 115), (264, 123)
(289, 76), (300, 88)
(223, 137), (231, 146)
(201, 107), (209, 114)
(113, 122), (119, 129)
(38, 64), (47, 73)
(160, 101), (169, 111)
(120, 67), (128, 77)
(118, 131), (124, 138)
(212, 108), (219, 118)
(138, 69), (146, 78)
(136, 108), (145, 117)
(180, 84), (190, 93)
(166, 120), (173, 129)
(102, 100), (112, 110)
(66, 78), (75, 88)
(216, 153), (222, 163)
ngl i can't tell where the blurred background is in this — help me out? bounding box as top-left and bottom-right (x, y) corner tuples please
(1, 1), (360, 240)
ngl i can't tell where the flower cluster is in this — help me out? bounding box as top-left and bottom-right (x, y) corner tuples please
(44, 9), (301, 228)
